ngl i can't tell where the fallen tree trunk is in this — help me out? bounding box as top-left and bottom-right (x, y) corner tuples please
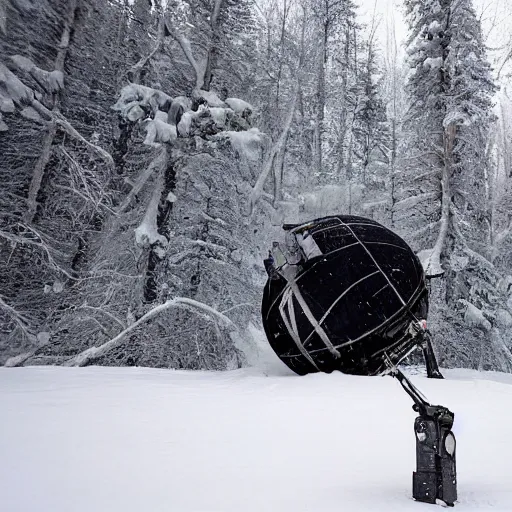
(65, 297), (237, 367)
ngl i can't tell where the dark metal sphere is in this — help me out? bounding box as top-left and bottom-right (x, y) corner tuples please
(261, 215), (428, 376)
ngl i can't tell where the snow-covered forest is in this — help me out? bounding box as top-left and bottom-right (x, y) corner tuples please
(2, 0), (512, 372)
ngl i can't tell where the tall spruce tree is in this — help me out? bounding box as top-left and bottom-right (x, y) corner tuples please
(353, 34), (390, 183)
(402, 0), (495, 268)
(400, 0), (512, 371)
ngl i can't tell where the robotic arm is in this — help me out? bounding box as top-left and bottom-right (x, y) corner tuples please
(384, 355), (457, 507)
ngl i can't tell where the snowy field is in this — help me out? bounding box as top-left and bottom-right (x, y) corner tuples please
(1, 362), (512, 512)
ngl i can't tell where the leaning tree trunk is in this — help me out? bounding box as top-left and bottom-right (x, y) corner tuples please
(24, 0), (79, 224)
(426, 123), (455, 276)
(203, 0), (224, 91)
(314, 20), (327, 179)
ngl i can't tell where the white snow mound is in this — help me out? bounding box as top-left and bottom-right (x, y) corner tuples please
(1, 366), (512, 511)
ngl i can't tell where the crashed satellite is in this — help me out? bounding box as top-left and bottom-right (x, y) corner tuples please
(261, 215), (457, 507)
(261, 215), (433, 376)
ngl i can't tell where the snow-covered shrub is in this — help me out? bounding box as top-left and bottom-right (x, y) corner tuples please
(112, 83), (172, 121)
(215, 128), (264, 161)
(195, 89), (225, 107)
(143, 118), (177, 146)
(225, 97), (252, 114)
(27, 74), (273, 370)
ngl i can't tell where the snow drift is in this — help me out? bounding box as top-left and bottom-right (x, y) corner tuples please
(1, 365), (511, 511)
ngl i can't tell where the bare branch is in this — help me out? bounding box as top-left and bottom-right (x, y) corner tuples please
(0, 295), (32, 335)
(164, 16), (205, 89)
(78, 305), (126, 330)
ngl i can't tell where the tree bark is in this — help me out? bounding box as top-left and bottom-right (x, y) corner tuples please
(314, 15), (328, 178)
(390, 117), (397, 226)
(427, 123), (455, 276)
(335, 27), (351, 179)
(203, 0), (224, 91)
(129, 14), (166, 84)
(274, 0), (290, 112)
(24, 120), (57, 223)
(273, 129), (289, 207)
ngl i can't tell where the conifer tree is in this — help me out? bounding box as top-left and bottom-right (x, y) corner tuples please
(400, 0), (511, 371)
(353, 34), (390, 182)
(402, 0), (495, 269)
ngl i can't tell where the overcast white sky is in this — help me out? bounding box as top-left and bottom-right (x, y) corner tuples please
(356, 0), (406, 47)
(357, 0), (512, 45)
(356, 0), (512, 80)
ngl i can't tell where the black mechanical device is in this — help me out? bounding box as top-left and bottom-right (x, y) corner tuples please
(261, 215), (457, 506)
(385, 359), (457, 507)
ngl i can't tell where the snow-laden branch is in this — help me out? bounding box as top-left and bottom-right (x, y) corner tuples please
(54, 113), (114, 167)
(134, 167), (167, 248)
(117, 147), (168, 214)
(65, 297), (237, 367)
(0, 62), (113, 168)
(11, 55), (64, 94)
(19, 0), (82, 225)
(23, 99), (114, 168)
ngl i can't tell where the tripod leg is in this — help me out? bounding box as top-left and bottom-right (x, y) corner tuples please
(422, 331), (443, 379)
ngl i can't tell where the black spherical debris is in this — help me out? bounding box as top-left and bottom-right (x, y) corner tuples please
(261, 215), (428, 376)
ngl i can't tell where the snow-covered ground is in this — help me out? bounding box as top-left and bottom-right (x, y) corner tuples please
(1, 362), (511, 512)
